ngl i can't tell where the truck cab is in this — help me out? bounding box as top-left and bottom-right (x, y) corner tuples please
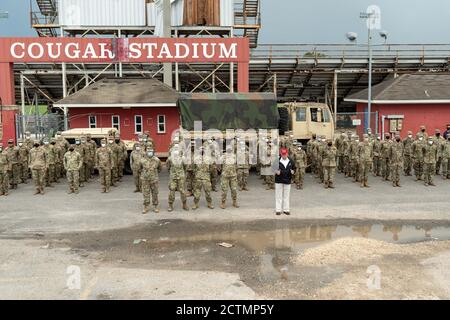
(280, 102), (335, 143)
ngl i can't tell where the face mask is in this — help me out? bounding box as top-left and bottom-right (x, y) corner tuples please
(138, 139), (143, 143)
(422, 129), (426, 133)
(429, 141), (433, 145)
(18, 143), (23, 147)
(108, 140), (113, 144)
(147, 152), (154, 157)
(34, 144), (39, 148)
(75, 141), (80, 145)
(101, 144), (106, 147)
(396, 138), (401, 142)
(419, 137), (423, 141)
(436, 133), (441, 137)
(115, 140), (120, 144)
(44, 142), (49, 145)
(328, 143), (332, 147)
(0, 148), (2, 152)
(51, 142), (56, 145)
(136, 147), (141, 151)
(408, 135), (412, 138)
(69, 148), (74, 152)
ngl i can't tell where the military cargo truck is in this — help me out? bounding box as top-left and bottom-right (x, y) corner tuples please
(177, 93), (280, 142)
(278, 102), (335, 143)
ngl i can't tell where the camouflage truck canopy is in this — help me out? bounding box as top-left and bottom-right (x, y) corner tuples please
(178, 93), (279, 131)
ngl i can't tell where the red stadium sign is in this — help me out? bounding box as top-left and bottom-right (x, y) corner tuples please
(0, 37), (249, 63)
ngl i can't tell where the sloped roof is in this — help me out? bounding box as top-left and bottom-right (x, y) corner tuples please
(345, 74), (450, 104)
(54, 78), (179, 107)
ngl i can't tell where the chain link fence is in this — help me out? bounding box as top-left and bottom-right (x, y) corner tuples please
(16, 114), (65, 141)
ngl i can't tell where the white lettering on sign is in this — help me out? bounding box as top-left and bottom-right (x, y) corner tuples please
(7, 41), (242, 62)
(10, 42), (25, 58)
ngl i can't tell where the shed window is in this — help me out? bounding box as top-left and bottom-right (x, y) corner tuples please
(89, 116), (97, 128)
(135, 115), (143, 134)
(112, 115), (120, 131)
(157, 115), (166, 134)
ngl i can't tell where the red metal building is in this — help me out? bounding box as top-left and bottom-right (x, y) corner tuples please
(54, 78), (179, 156)
(345, 74), (450, 138)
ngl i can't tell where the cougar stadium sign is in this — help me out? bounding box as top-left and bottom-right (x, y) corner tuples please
(0, 38), (249, 63)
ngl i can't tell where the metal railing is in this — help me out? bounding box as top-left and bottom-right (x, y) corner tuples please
(234, 0), (261, 27)
(251, 43), (450, 59)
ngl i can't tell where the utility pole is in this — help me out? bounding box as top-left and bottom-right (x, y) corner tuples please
(162, 0), (173, 87)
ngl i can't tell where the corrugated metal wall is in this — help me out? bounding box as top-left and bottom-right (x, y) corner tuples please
(59, 0), (146, 27)
(147, 0), (232, 27)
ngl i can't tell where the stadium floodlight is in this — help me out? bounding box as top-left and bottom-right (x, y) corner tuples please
(346, 32), (358, 42)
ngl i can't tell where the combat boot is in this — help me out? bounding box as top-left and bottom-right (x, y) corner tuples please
(39, 187), (45, 195)
(34, 188), (40, 195)
(74, 189), (79, 194)
(168, 203), (174, 212)
(324, 181), (329, 189)
(102, 187), (106, 193)
(396, 182), (401, 187)
(142, 206), (149, 214)
(207, 202), (214, 210)
(328, 183), (335, 189)
(232, 200), (239, 208)
(105, 187), (110, 193)
(67, 189), (73, 194)
(191, 201), (199, 210)
(153, 207), (159, 213)
(364, 179), (370, 188)
(220, 201), (226, 209)
(243, 186), (249, 191)
(182, 202), (189, 211)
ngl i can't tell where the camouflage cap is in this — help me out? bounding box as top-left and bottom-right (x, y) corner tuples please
(407, 131), (413, 134)
(420, 125), (426, 130)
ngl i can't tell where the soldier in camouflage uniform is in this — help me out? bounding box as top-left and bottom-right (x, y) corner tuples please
(335, 132), (346, 173)
(403, 131), (414, 176)
(381, 133), (393, 181)
(185, 144), (195, 196)
(372, 134), (382, 177)
(0, 144), (11, 196)
(262, 142), (275, 190)
(343, 132), (353, 177)
(358, 134), (373, 188)
(55, 132), (68, 178)
(442, 135), (450, 179)
(86, 134), (97, 179)
(236, 141), (250, 191)
(52, 138), (64, 183)
(107, 136), (118, 186)
(96, 139), (113, 193)
(64, 145), (83, 194)
(389, 134), (404, 187)
(433, 129), (445, 175)
(417, 125), (428, 140)
(17, 139), (29, 184)
(139, 149), (162, 214)
(80, 136), (92, 183)
(4, 139), (20, 190)
(192, 149), (214, 210)
(130, 143), (143, 193)
(167, 145), (189, 212)
(306, 134), (317, 174)
(423, 137), (438, 186)
(321, 139), (337, 188)
(293, 142), (307, 189)
(220, 150), (239, 209)
(115, 134), (127, 181)
(73, 138), (86, 187)
(28, 141), (47, 195)
(42, 138), (57, 187)
(316, 136), (326, 183)
(412, 133), (425, 181)
(349, 135), (360, 182)
(203, 138), (219, 192)
(24, 131), (34, 150)
(143, 131), (155, 151)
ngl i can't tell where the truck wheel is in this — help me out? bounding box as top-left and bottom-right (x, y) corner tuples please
(278, 107), (289, 135)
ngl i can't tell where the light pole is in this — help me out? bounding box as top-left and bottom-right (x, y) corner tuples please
(347, 10), (387, 134)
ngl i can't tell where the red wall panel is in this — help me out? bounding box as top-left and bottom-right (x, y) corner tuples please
(357, 103), (450, 138)
(68, 107), (180, 153)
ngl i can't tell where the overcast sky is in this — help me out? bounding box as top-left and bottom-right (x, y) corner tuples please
(1, 0), (450, 44)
